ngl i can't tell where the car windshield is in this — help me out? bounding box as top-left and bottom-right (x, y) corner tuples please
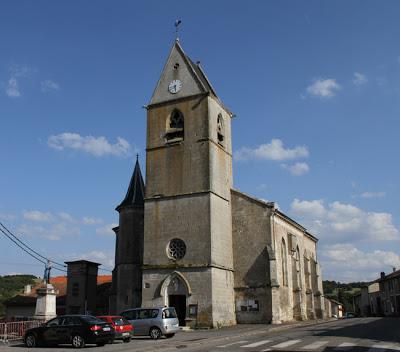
(80, 316), (104, 324)
(162, 308), (177, 319)
(46, 318), (60, 327)
(112, 317), (129, 326)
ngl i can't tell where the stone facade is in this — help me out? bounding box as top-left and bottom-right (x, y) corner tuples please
(112, 40), (325, 327)
(231, 190), (324, 324)
(353, 270), (400, 318)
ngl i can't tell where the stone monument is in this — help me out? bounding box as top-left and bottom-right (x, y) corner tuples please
(34, 260), (57, 320)
(34, 283), (57, 321)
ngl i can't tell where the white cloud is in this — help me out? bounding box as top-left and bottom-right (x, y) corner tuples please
(4, 65), (36, 98)
(23, 210), (53, 222)
(9, 64), (33, 78)
(235, 138), (309, 161)
(0, 213), (17, 221)
(307, 78), (341, 98)
(96, 223), (118, 236)
(6, 78), (21, 97)
(290, 199), (399, 241)
(353, 72), (368, 86)
(291, 199), (327, 218)
(48, 132), (133, 157)
(320, 243), (400, 282)
(66, 250), (114, 269)
(18, 211), (82, 240)
(17, 222), (80, 241)
(82, 217), (103, 225)
(41, 80), (60, 92)
(57, 212), (75, 222)
(359, 191), (386, 199)
(282, 162), (310, 176)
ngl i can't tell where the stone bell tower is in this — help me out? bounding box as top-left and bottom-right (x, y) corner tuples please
(141, 40), (236, 327)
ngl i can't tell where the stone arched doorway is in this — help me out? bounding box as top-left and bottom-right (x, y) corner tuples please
(160, 272), (191, 326)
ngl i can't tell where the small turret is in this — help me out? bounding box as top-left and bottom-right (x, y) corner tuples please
(112, 156), (145, 313)
(116, 155), (145, 210)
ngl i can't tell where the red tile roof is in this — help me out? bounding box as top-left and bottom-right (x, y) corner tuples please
(5, 275), (113, 309)
(20, 275), (112, 298)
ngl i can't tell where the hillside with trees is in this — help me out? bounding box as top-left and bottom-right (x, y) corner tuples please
(0, 275), (37, 317)
(323, 280), (369, 312)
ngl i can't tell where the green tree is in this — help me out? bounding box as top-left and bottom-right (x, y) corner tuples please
(0, 275), (37, 317)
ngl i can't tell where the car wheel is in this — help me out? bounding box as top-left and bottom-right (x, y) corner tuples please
(165, 333), (175, 338)
(25, 334), (37, 348)
(71, 335), (85, 348)
(123, 337), (131, 343)
(149, 327), (162, 340)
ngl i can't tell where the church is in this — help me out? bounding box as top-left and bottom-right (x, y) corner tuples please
(110, 40), (326, 327)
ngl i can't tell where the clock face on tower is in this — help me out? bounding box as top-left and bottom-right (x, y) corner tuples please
(168, 80), (182, 94)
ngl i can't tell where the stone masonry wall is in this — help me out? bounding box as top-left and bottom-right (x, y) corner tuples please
(231, 190), (273, 323)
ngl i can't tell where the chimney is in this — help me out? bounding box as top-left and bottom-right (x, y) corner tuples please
(393, 267), (396, 273)
(24, 284), (32, 294)
(380, 272), (385, 279)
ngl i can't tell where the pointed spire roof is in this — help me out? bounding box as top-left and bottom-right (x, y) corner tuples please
(149, 40), (232, 115)
(116, 156), (145, 210)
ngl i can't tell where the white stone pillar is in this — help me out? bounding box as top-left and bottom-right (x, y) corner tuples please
(34, 284), (57, 321)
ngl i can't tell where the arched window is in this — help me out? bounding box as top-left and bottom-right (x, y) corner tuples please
(217, 114), (224, 145)
(304, 250), (310, 290)
(166, 109), (184, 142)
(281, 238), (288, 286)
(296, 246), (302, 289)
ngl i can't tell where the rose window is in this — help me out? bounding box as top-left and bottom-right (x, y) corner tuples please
(167, 238), (186, 260)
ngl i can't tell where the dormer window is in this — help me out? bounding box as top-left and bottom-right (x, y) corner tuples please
(165, 109), (184, 142)
(217, 114), (224, 145)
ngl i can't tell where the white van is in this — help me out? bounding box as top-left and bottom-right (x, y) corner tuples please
(120, 307), (179, 339)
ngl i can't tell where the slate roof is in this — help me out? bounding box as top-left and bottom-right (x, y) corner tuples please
(174, 41), (233, 116)
(117, 157), (145, 210)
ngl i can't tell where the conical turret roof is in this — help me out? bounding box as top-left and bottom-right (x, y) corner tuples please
(116, 156), (145, 210)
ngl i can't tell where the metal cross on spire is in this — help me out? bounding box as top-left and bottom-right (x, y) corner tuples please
(174, 19), (182, 41)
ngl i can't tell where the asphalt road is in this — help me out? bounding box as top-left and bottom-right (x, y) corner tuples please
(3, 318), (399, 352)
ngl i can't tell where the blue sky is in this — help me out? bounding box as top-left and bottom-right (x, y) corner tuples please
(0, 1), (399, 282)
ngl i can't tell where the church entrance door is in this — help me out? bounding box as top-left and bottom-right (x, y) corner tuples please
(169, 295), (186, 326)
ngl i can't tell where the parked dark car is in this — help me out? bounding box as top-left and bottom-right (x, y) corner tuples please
(96, 316), (133, 343)
(343, 312), (356, 318)
(23, 315), (115, 348)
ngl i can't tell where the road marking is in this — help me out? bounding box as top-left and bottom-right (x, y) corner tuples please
(241, 340), (272, 348)
(301, 340), (329, 350)
(271, 339), (302, 348)
(217, 341), (249, 348)
(369, 344), (400, 351)
(334, 342), (357, 350)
